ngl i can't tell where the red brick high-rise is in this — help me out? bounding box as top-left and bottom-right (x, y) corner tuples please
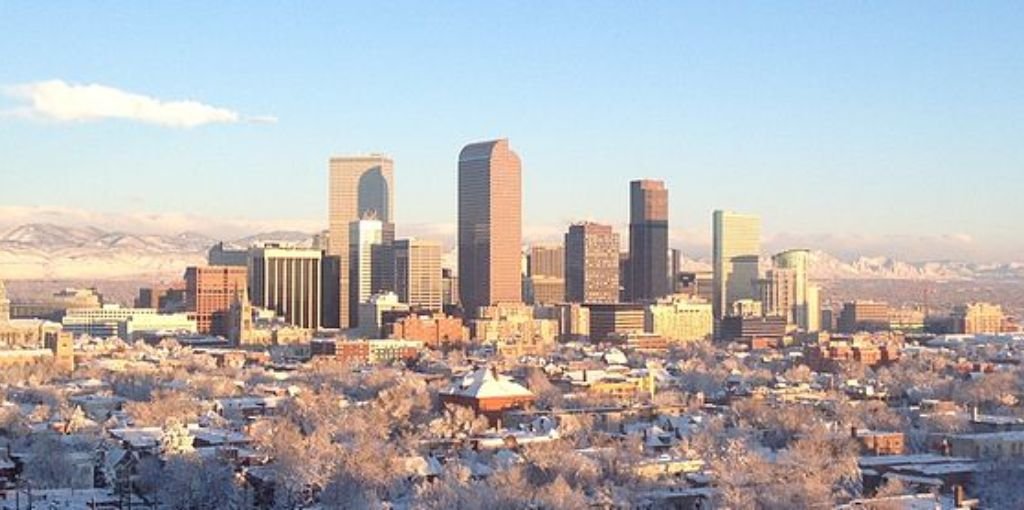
(185, 266), (248, 336)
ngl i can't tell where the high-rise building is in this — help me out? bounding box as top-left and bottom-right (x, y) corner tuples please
(349, 219), (388, 326)
(458, 139), (522, 317)
(565, 222), (620, 304)
(528, 245), (565, 279)
(669, 248), (682, 293)
(627, 180), (669, 302)
(772, 249), (820, 332)
(328, 155), (395, 329)
(712, 211), (761, 322)
(248, 245), (323, 329)
(524, 244), (565, 305)
(184, 266), (248, 336)
(394, 239), (443, 312)
(760, 268), (797, 322)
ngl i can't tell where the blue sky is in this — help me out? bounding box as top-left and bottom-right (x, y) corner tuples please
(0, 2), (1022, 261)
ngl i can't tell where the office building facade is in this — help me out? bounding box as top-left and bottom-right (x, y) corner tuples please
(627, 180), (669, 302)
(565, 222), (620, 304)
(248, 245), (323, 329)
(328, 155), (395, 329)
(458, 139), (522, 317)
(712, 210), (761, 321)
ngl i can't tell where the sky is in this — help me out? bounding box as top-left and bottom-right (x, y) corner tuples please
(0, 2), (1022, 262)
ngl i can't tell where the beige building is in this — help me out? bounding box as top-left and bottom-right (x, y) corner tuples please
(645, 295), (713, 342)
(713, 211), (761, 322)
(535, 303), (590, 342)
(394, 239), (442, 312)
(458, 139), (522, 317)
(528, 245), (564, 279)
(760, 268), (797, 322)
(952, 303), (1005, 335)
(0, 280), (75, 371)
(328, 155), (395, 329)
(771, 249), (820, 332)
(356, 292), (410, 338)
(248, 245), (323, 329)
(472, 303), (556, 355)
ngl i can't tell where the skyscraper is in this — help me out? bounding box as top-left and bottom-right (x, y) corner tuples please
(627, 180), (669, 302)
(565, 222), (620, 304)
(184, 265), (248, 336)
(248, 245), (323, 329)
(712, 211), (761, 322)
(349, 218), (385, 326)
(327, 155), (395, 329)
(525, 244), (565, 305)
(394, 239), (443, 312)
(772, 249), (819, 332)
(458, 139), (522, 317)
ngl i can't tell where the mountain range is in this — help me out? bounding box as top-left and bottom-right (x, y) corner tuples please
(1, 223), (1021, 281)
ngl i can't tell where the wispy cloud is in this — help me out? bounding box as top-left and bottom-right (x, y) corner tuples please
(2, 80), (275, 128)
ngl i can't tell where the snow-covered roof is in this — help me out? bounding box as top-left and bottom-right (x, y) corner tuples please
(445, 366), (534, 400)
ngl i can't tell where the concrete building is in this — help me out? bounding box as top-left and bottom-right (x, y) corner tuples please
(458, 139), (522, 317)
(760, 268), (797, 323)
(386, 312), (468, 348)
(586, 303), (646, 342)
(184, 265), (247, 336)
(393, 239), (443, 312)
(535, 303), (590, 342)
(838, 301), (891, 333)
(627, 180), (669, 302)
(719, 315), (788, 343)
(772, 249), (820, 332)
(328, 155), (395, 329)
(472, 303), (557, 356)
(247, 245), (322, 330)
(349, 218), (390, 326)
(952, 303), (1005, 335)
(645, 295), (714, 343)
(356, 292), (410, 338)
(312, 338), (423, 365)
(10, 287), (103, 322)
(528, 245), (565, 280)
(712, 211), (761, 322)
(442, 268), (459, 308)
(207, 242), (249, 267)
(524, 276), (565, 305)
(565, 222), (620, 304)
(63, 305), (196, 338)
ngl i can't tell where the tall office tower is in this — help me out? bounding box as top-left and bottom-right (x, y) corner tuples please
(760, 268), (797, 322)
(349, 219), (385, 326)
(394, 239), (443, 312)
(184, 266), (248, 336)
(565, 222), (620, 304)
(458, 139), (522, 318)
(712, 211), (761, 322)
(669, 248), (682, 293)
(529, 245), (565, 279)
(772, 249), (818, 331)
(525, 244), (565, 305)
(627, 180), (669, 302)
(327, 155), (395, 329)
(248, 245), (323, 329)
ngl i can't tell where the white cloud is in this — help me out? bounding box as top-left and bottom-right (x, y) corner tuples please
(2, 80), (274, 128)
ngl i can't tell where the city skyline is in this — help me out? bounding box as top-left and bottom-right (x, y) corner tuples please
(1, 3), (1022, 263)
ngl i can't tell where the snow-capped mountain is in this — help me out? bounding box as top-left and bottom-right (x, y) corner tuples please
(0, 223), (1020, 282)
(0, 223), (312, 279)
